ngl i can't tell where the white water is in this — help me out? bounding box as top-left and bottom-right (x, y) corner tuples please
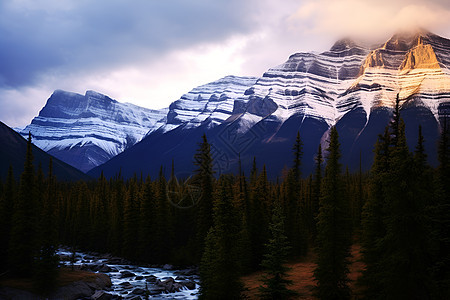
(57, 249), (200, 299)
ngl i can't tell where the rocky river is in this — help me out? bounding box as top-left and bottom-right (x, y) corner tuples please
(58, 248), (200, 299)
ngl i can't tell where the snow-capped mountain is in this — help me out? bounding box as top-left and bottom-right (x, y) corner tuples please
(20, 76), (258, 172)
(89, 30), (450, 179)
(161, 75), (258, 132)
(20, 90), (168, 172)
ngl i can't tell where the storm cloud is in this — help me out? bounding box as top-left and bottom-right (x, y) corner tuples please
(0, 0), (258, 89)
(1, 0), (450, 127)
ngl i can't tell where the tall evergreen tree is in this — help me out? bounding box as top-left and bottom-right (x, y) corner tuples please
(0, 166), (15, 271)
(314, 127), (352, 299)
(430, 119), (450, 297)
(153, 167), (172, 263)
(283, 132), (307, 256)
(249, 164), (271, 268)
(292, 131), (303, 182)
(199, 175), (242, 299)
(310, 144), (323, 240)
(359, 128), (390, 299)
(380, 118), (431, 299)
(259, 200), (296, 299)
(35, 158), (58, 294)
(194, 134), (215, 259)
(123, 178), (141, 260)
(139, 176), (155, 261)
(361, 99), (432, 299)
(9, 133), (37, 276)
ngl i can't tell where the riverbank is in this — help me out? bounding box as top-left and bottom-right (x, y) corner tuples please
(0, 248), (200, 299)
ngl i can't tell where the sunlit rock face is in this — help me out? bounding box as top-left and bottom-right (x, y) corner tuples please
(24, 30), (448, 179)
(20, 90), (168, 172)
(347, 31), (450, 117)
(90, 30), (450, 179)
(336, 30), (450, 169)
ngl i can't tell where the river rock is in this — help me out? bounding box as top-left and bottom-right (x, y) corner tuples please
(148, 286), (166, 295)
(120, 270), (135, 278)
(183, 281), (196, 290)
(145, 275), (157, 282)
(98, 264), (113, 273)
(131, 288), (146, 295)
(119, 282), (133, 289)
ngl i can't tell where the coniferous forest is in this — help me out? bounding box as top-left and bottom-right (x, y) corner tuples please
(1, 101), (450, 299)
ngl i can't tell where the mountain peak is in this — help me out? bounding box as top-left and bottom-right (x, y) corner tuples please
(330, 38), (360, 51)
(382, 28), (431, 51)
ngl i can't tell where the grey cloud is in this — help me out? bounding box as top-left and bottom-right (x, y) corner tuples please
(0, 0), (258, 89)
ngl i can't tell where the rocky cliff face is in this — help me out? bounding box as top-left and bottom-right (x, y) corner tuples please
(21, 30), (450, 178)
(89, 30), (450, 179)
(20, 90), (168, 172)
(162, 75), (258, 132)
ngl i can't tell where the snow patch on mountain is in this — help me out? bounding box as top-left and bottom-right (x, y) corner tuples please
(20, 90), (168, 172)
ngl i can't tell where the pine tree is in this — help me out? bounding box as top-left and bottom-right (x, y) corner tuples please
(249, 164), (271, 268)
(199, 175), (242, 299)
(359, 128), (390, 299)
(430, 119), (450, 297)
(73, 182), (91, 250)
(34, 158), (59, 294)
(123, 178), (140, 260)
(90, 172), (109, 251)
(380, 118), (431, 299)
(314, 126), (352, 299)
(310, 144), (323, 240)
(361, 98), (433, 299)
(283, 132), (307, 256)
(0, 166), (15, 271)
(233, 163), (252, 274)
(292, 131), (303, 182)
(152, 167), (176, 263)
(259, 200), (297, 299)
(194, 134), (215, 260)
(108, 176), (125, 255)
(9, 133), (37, 276)
(139, 176), (155, 261)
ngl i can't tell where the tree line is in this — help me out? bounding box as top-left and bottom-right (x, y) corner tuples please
(0, 98), (449, 298)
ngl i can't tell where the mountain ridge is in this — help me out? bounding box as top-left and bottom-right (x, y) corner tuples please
(89, 29), (450, 179)
(15, 29), (450, 178)
(0, 121), (90, 181)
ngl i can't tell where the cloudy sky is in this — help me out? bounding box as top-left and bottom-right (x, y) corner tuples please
(1, 0), (450, 127)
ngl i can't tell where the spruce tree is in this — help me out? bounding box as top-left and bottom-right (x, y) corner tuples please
(359, 129), (390, 299)
(361, 99), (433, 299)
(194, 134), (215, 260)
(311, 144), (323, 240)
(123, 178), (140, 260)
(0, 166), (15, 271)
(380, 119), (431, 299)
(153, 167), (171, 263)
(90, 172), (109, 251)
(283, 132), (307, 256)
(9, 132), (37, 276)
(139, 176), (155, 261)
(292, 131), (303, 182)
(35, 158), (58, 294)
(233, 164), (252, 274)
(249, 164), (271, 268)
(259, 200), (297, 299)
(430, 119), (450, 297)
(199, 175), (242, 299)
(314, 126), (352, 299)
